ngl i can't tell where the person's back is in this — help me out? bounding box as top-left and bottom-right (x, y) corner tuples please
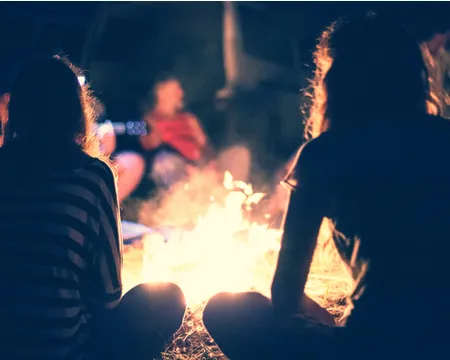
(303, 114), (450, 357)
(0, 144), (121, 359)
(0, 56), (124, 359)
(0, 141), (121, 359)
(0, 56), (188, 360)
(203, 14), (450, 360)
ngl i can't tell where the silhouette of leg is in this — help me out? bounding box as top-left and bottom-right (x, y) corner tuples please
(94, 282), (186, 360)
(203, 292), (276, 360)
(204, 291), (339, 360)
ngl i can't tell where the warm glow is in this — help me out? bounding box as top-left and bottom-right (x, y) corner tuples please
(123, 172), (353, 310)
(138, 172), (280, 305)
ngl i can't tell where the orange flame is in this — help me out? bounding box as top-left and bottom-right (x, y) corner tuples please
(123, 172), (353, 312)
(138, 172), (280, 305)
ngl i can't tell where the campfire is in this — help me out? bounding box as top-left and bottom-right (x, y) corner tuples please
(122, 170), (354, 359)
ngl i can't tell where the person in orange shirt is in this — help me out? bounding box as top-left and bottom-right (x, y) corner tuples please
(140, 74), (212, 188)
(107, 74), (250, 199)
(96, 75), (211, 200)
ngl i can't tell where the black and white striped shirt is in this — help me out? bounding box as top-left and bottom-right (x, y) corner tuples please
(0, 142), (123, 359)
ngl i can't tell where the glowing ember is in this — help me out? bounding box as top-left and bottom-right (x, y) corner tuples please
(123, 172), (353, 311)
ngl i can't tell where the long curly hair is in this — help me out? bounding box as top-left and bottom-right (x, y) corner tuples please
(304, 13), (438, 140)
(5, 56), (102, 158)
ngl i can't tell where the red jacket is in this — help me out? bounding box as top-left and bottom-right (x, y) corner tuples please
(147, 111), (208, 162)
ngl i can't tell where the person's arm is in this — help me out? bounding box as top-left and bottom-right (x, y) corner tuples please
(140, 114), (163, 150)
(187, 114), (216, 162)
(271, 142), (334, 325)
(267, 152), (299, 216)
(91, 162), (123, 312)
(187, 114), (207, 148)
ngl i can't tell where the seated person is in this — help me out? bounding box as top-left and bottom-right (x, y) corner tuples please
(203, 14), (450, 360)
(106, 75), (251, 199)
(140, 74), (213, 188)
(0, 57), (186, 360)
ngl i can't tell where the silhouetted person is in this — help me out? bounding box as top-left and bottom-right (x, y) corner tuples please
(204, 14), (450, 360)
(0, 57), (185, 360)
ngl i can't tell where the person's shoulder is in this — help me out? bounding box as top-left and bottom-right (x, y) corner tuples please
(296, 133), (334, 166)
(285, 134), (333, 190)
(89, 156), (115, 170)
(79, 156), (118, 200)
(75, 156), (116, 186)
(85, 156), (116, 179)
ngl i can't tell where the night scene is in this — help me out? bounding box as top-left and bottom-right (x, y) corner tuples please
(1, 1), (450, 359)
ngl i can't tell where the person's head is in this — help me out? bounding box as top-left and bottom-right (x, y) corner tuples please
(151, 74), (184, 115)
(5, 56), (100, 156)
(305, 13), (434, 139)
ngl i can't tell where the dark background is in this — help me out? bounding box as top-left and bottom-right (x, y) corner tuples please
(1, 1), (449, 178)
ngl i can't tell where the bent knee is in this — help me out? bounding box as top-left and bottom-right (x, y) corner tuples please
(122, 282), (186, 313)
(117, 152), (145, 170)
(204, 292), (272, 330)
(143, 282), (186, 306)
(121, 283), (186, 318)
(117, 283), (186, 340)
(129, 154), (146, 172)
(205, 291), (271, 312)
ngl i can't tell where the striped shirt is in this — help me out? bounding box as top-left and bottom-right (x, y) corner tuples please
(0, 142), (123, 359)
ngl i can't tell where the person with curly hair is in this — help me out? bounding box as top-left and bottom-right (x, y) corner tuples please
(204, 13), (450, 360)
